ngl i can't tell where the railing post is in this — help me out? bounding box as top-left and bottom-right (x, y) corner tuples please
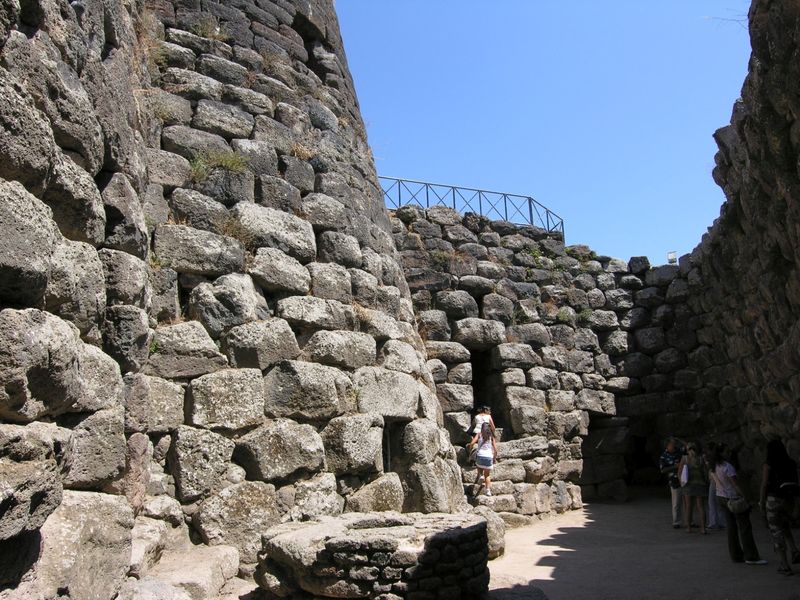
(478, 191), (482, 217)
(425, 184), (429, 208)
(452, 187), (456, 210)
(528, 198), (534, 227)
(504, 195), (508, 221)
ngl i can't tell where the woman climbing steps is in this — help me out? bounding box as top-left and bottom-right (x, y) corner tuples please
(470, 422), (498, 497)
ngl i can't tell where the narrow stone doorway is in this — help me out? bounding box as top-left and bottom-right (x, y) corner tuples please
(469, 350), (506, 435)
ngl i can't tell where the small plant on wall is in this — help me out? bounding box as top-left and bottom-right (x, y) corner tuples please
(429, 250), (453, 271)
(189, 151), (249, 183)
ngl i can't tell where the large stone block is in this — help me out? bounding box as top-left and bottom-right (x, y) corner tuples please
(0, 71), (59, 197)
(188, 274), (270, 339)
(576, 389), (617, 415)
(353, 367), (419, 421)
(435, 290), (479, 319)
(491, 343), (539, 369)
(288, 472), (345, 521)
(154, 225), (244, 277)
(10, 491), (134, 600)
(102, 305), (152, 373)
(304, 330), (376, 369)
(0, 426), (62, 540)
(276, 296), (357, 331)
(436, 383), (474, 413)
(61, 406), (126, 490)
(497, 436), (548, 460)
(380, 340), (422, 375)
(98, 248), (150, 311)
(230, 203), (316, 263)
(403, 456), (466, 513)
(263, 360), (350, 421)
(192, 99), (254, 139)
(424, 341), (471, 363)
(101, 173), (148, 259)
(143, 321), (229, 380)
(248, 247), (310, 294)
(320, 413), (383, 475)
(506, 323), (551, 348)
(128, 516), (168, 579)
(452, 318), (506, 349)
(189, 368), (264, 430)
(401, 418), (441, 464)
(234, 419), (325, 481)
(307, 262), (352, 303)
(0, 309), (83, 422)
(46, 241), (106, 336)
(221, 318), (300, 370)
(194, 481), (281, 564)
(75, 343), (125, 413)
(345, 473), (404, 513)
(0, 180), (60, 307)
(168, 426), (235, 503)
(509, 405), (547, 436)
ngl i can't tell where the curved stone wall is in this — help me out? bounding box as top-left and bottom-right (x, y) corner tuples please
(0, 1), (465, 597)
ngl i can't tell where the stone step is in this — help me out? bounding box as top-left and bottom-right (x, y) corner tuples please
(147, 542), (239, 600)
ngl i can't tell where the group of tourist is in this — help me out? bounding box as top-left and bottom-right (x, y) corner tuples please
(661, 437), (800, 575)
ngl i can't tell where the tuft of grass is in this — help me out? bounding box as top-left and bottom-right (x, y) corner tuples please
(219, 217), (256, 251)
(148, 254), (165, 270)
(191, 15), (231, 42)
(290, 142), (315, 161)
(190, 150), (249, 182)
(148, 339), (160, 354)
(429, 249), (453, 272)
(578, 308), (593, 324)
(135, 9), (166, 77)
(556, 307), (574, 324)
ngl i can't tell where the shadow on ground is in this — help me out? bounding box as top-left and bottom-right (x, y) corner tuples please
(489, 486), (800, 600)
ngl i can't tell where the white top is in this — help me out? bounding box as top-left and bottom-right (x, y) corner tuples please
(476, 437), (494, 459)
(473, 413), (491, 433)
(713, 462), (738, 498)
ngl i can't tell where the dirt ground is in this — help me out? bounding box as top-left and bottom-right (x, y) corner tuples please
(488, 487), (800, 600)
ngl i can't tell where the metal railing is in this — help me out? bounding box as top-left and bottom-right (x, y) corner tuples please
(379, 176), (564, 237)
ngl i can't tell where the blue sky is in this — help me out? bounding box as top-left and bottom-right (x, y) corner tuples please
(336, 1), (752, 265)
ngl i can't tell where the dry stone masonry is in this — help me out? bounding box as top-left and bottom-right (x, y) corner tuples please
(1, 0), (799, 598)
(0, 0), (470, 598)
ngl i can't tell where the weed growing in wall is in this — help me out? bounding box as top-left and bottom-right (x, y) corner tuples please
(219, 217), (256, 252)
(191, 15), (231, 42)
(429, 250), (453, 271)
(189, 151), (249, 183)
(556, 307), (574, 325)
(290, 142), (315, 161)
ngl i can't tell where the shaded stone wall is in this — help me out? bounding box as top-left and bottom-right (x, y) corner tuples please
(638, 0), (800, 481)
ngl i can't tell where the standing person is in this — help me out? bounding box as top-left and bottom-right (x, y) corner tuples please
(705, 442), (725, 530)
(471, 406), (496, 435)
(677, 442), (708, 533)
(469, 422), (497, 496)
(709, 445), (767, 565)
(759, 439), (800, 575)
(659, 437), (684, 528)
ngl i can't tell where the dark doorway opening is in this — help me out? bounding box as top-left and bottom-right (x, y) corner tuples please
(382, 421), (407, 474)
(470, 350), (506, 431)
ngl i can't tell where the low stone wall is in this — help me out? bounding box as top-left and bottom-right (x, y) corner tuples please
(256, 512), (490, 599)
